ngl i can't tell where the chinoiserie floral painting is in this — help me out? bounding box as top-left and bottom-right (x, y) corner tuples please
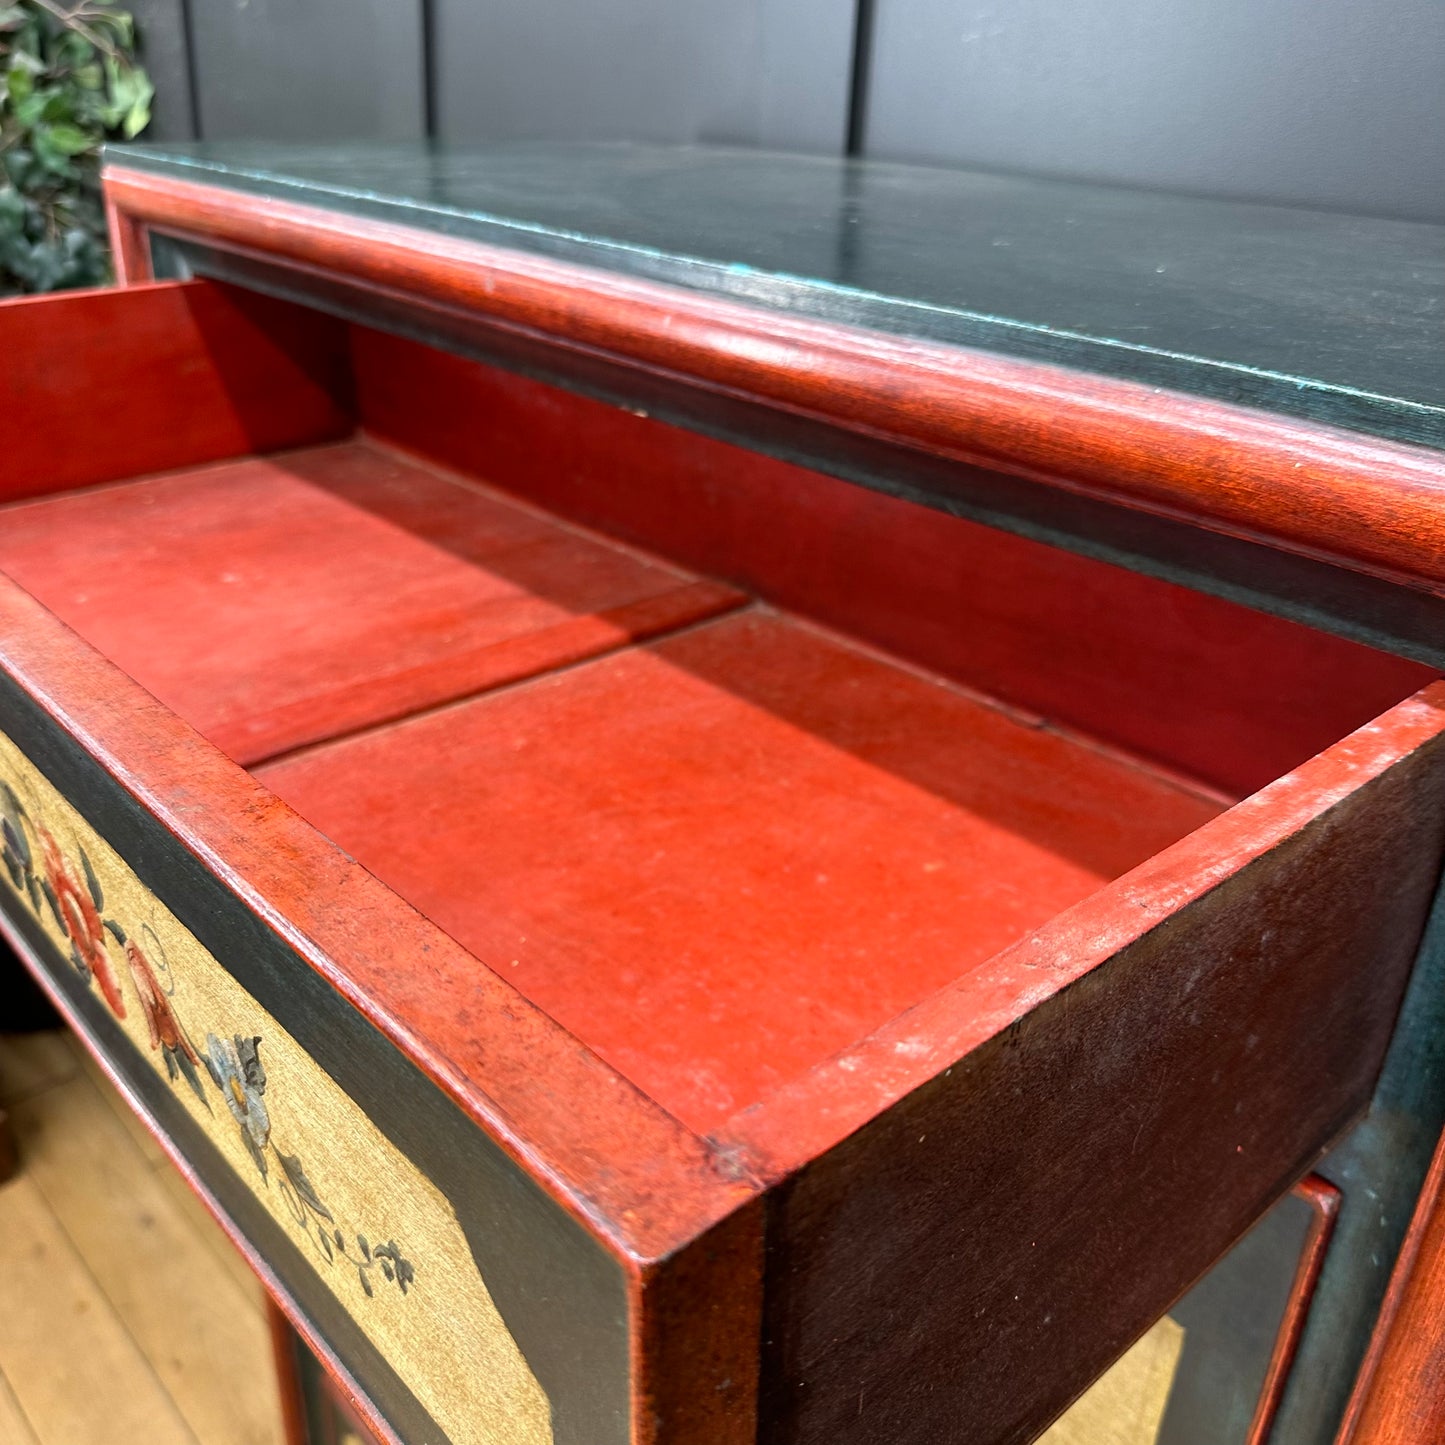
(0, 728), (554, 1445)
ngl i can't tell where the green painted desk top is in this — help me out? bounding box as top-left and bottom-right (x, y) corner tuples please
(110, 141), (1445, 449)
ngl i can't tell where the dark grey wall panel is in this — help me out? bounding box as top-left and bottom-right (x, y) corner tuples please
(188, 0), (425, 141)
(131, 0), (197, 142)
(433, 0), (853, 153)
(861, 0), (1445, 222)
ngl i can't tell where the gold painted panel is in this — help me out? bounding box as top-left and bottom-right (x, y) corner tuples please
(1040, 1315), (1186, 1445)
(0, 728), (552, 1445)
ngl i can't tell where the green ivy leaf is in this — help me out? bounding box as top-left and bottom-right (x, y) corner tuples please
(13, 88), (45, 124)
(0, 0), (150, 294)
(2, 149), (34, 187)
(5, 66), (34, 104)
(40, 88), (75, 122)
(121, 76), (151, 136)
(6, 48), (45, 76)
(57, 30), (93, 66)
(42, 121), (91, 155)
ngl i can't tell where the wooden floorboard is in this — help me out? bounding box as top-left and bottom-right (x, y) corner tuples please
(154, 1161), (272, 1305)
(70, 1034), (166, 1165)
(65, 1034), (268, 1308)
(0, 1169), (199, 1445)
(0, 1032), (77, 1106)
(0, 1368), (42, 1445)
(0, 1030), (285, 1445)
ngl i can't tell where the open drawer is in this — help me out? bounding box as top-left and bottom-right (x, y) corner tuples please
(1, 276), (1442, 1445)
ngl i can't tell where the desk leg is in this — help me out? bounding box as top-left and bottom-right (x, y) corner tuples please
(266, 1297), (384, 1445)
(0, 934), (58, 1033)
(1, 934), (57, 1182)
(0, 1105), (14, 1184)
(267, 1298), (314, 1445)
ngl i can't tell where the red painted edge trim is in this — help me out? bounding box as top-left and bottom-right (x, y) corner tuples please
(104, 190), (152, 286)
(103, 165), (1445, 599)
(1245, 1174), (1341, 1445)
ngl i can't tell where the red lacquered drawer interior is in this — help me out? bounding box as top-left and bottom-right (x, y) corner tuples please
(0, 277), (1437, 1142)
(0, 440), (740, 766)
(256, 607), (1220, 1129)
(0, 431), (1221, 1131)
(5, 273), (1445, 1445)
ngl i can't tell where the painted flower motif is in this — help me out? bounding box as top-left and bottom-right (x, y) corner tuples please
(0, 762), (417, 1307)
(0, 784), (50, 929)
(37, 826), (125, 1018)
(114, 927), (209, 1108)
(0, 782), (33, 892)
(206, 1032), (271, 1178)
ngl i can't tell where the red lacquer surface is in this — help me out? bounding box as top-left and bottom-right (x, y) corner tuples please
(0, 440), (742, 765)
(0, 278), (350, 502)
(1339, 1120), (1445, 1445)
(258, 608), (1222, 1131)
(352, 328), (1436, 799)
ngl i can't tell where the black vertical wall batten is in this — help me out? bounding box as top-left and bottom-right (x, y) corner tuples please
(845, 0), (875, 157)
(129, 0), (1436, 219)
(177, 0), (202, 139)
(419, 0), (438, 141)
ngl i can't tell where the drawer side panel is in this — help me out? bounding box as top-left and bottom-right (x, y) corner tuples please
(756, 725), (1445, 1445)
(0, 279), (352, 503)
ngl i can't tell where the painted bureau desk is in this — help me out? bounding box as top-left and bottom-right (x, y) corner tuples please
(0, 143), (1443, 1445)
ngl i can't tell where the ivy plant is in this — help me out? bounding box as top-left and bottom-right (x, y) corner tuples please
(0, 0), (151, 295)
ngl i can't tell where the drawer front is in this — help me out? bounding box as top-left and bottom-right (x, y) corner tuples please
(0, 670), (629, 1445)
